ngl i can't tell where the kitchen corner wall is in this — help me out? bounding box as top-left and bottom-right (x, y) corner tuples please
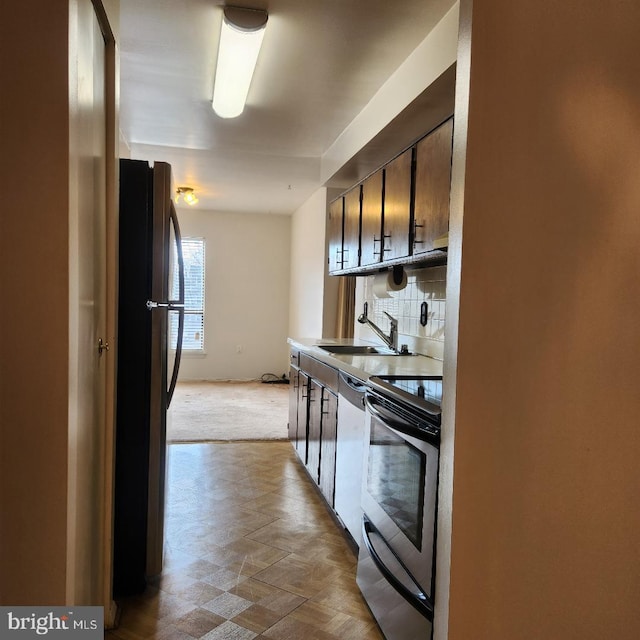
(442, 2), (640, 638)
(354, 265), (447, 359)
(176, 208), (291, 381)
(289, 187), (340, 340)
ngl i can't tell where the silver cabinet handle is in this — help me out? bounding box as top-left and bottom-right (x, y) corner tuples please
(413, 219), (425, 246)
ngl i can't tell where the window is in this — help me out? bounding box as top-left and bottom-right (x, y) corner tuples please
(170, 237), (205, 351)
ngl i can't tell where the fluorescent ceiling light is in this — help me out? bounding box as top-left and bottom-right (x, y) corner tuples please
(212, 6), (268, 119)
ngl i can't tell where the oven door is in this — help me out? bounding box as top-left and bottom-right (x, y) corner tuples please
(360, 392), (439, 601)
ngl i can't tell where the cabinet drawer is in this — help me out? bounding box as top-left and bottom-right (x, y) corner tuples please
(299, 353), (339, 393)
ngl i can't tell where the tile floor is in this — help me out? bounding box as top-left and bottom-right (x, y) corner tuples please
(107, 441), (384, 639)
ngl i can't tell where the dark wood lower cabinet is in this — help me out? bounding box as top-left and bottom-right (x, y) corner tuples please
(291, 353), (339, 507)
(306, 379), (323, 483)
(288, 365), (297, 440)
(288, 365), (301, 454)
(319, 388), (338, 507)
(289, 365), (309, 464)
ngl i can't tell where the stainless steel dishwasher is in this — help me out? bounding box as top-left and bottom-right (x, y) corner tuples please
(334, 371), (367, 546)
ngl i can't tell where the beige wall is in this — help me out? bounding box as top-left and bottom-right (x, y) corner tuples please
(320, 2), (459, 184)
(176, 208), (291, 381)
(289, 188), (339, 340)
(0, 0), (119, 609)
(0, 2), (72, 604)
(438, 1), (640, 638)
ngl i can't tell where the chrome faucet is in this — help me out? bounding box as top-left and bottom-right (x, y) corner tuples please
(358, 304), (399, 353)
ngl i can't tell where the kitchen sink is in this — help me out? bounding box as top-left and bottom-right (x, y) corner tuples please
(317, 344), (398, 355)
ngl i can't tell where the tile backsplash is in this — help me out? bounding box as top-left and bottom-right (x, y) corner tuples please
(355, 265), (447, 360)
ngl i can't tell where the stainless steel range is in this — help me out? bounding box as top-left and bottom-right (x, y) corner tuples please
(357, 375), (442, 640)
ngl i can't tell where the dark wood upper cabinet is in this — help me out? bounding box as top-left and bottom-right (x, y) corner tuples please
(413, 117), (453, 254)
(360, 169), (384, 267)
(382, 148), (412, 261)
(326, 117), (453, 275)
(343, 186), (361, 270)
(327, 197), (344, 273)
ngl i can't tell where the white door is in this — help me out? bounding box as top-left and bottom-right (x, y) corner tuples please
(67, 0), (109, 606)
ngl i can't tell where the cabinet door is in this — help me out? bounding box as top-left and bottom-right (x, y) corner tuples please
(306, 379), (323, 484)
(288, 365), (300, 445)
(383, 148), (412, 261)
(342, 186), (361, 270)
(413, 118), (453, 254)
(319, 388), (338, 507)
(327, 197), (344, 273)
(296, 372), (311, 463)
(360, 169), (383, 267)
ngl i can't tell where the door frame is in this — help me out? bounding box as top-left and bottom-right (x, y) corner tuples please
(89, 0), (119, 626)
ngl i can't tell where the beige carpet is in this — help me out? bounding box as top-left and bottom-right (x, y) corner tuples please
(167, 380), (290, 442)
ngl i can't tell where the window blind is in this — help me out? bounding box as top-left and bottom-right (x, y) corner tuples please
(170, 237), (205, 350)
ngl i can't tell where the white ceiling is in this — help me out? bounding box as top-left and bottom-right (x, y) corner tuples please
(119, 0), (456, 214)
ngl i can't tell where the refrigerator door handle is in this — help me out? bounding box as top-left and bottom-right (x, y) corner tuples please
(146, 300), (185, 310)
(166, 200), (184, 408)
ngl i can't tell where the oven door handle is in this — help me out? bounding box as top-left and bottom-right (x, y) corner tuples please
(362, 517), (434, 620)
(364, 393), (438, 442)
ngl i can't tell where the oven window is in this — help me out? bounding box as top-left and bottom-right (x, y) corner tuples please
(367, 420), (426, 550)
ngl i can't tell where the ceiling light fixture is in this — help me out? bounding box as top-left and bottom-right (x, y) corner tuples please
(212, 6), (268, 119)
(176, 187), (199, 206)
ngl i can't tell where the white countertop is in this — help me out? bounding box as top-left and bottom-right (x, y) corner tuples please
(288, 337), (444, 381)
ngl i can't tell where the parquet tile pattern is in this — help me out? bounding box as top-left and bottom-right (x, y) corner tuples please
(107, 442), (384, 640)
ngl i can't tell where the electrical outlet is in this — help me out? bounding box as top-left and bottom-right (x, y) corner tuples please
(236, 344), (243, 354)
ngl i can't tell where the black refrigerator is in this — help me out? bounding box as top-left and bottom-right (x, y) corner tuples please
(113, 159), (185, 597)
